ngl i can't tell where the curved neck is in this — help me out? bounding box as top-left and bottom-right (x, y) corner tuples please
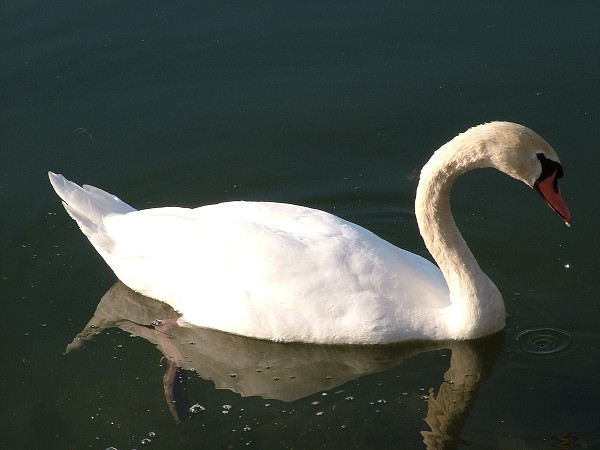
(415, 136), (505, 338)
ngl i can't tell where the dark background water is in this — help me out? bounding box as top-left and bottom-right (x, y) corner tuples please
(2, 1), (600, 449)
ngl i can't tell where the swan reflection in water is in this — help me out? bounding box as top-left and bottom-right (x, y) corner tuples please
(67, 282), (502, 448)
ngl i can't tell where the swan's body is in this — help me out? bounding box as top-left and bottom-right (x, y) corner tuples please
(49, 122), (571, 344)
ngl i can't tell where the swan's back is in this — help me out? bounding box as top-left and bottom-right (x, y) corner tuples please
(49, 172), (450, 344)
(104, 201), (450, 343)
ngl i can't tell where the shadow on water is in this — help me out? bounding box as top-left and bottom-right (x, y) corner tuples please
(67, 281), (504, 449)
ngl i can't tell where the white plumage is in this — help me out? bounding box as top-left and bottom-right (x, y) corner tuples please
(49, 121), (571, 344)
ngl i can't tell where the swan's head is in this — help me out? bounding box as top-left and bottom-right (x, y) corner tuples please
(468, 122), (572, 225)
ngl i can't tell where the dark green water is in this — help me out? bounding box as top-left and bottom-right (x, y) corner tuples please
(2, 1), (600, 448)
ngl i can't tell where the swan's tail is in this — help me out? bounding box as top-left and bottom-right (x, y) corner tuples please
(48, 172), (136, 248)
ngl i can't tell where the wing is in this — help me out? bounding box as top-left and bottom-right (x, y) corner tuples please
(98, 201), (450, 342)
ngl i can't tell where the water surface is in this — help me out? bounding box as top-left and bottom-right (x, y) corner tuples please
(2, 1), (599, 448)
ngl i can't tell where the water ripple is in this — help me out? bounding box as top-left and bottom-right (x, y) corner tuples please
(513, 326), (575, 357)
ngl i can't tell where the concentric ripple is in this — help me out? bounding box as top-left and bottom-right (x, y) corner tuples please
(513, 327), (575, 357)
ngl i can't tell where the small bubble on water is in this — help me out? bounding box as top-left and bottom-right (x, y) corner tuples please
(148, 432), (156, 438)
(345, 396), (354, 401)
(141, 437), (152, 445)
(222, 404), (232, 411)
(189, 403), (206, 414)
(564, 263), (570, 269)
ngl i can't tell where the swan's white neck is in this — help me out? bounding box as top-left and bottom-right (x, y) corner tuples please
(415, 130), (506, 339)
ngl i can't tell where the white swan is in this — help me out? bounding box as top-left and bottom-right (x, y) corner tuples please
(49, 122), (571, 344)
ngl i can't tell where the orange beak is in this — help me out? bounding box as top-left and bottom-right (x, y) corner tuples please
(535, 170), (572, 225)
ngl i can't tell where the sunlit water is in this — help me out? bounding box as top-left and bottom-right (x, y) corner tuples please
(2, 1), (600, 449)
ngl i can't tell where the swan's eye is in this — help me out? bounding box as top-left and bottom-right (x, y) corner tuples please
(536, 153), (563, 182)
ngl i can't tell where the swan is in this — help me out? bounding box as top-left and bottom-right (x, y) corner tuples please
(49, 121), (571, 344)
